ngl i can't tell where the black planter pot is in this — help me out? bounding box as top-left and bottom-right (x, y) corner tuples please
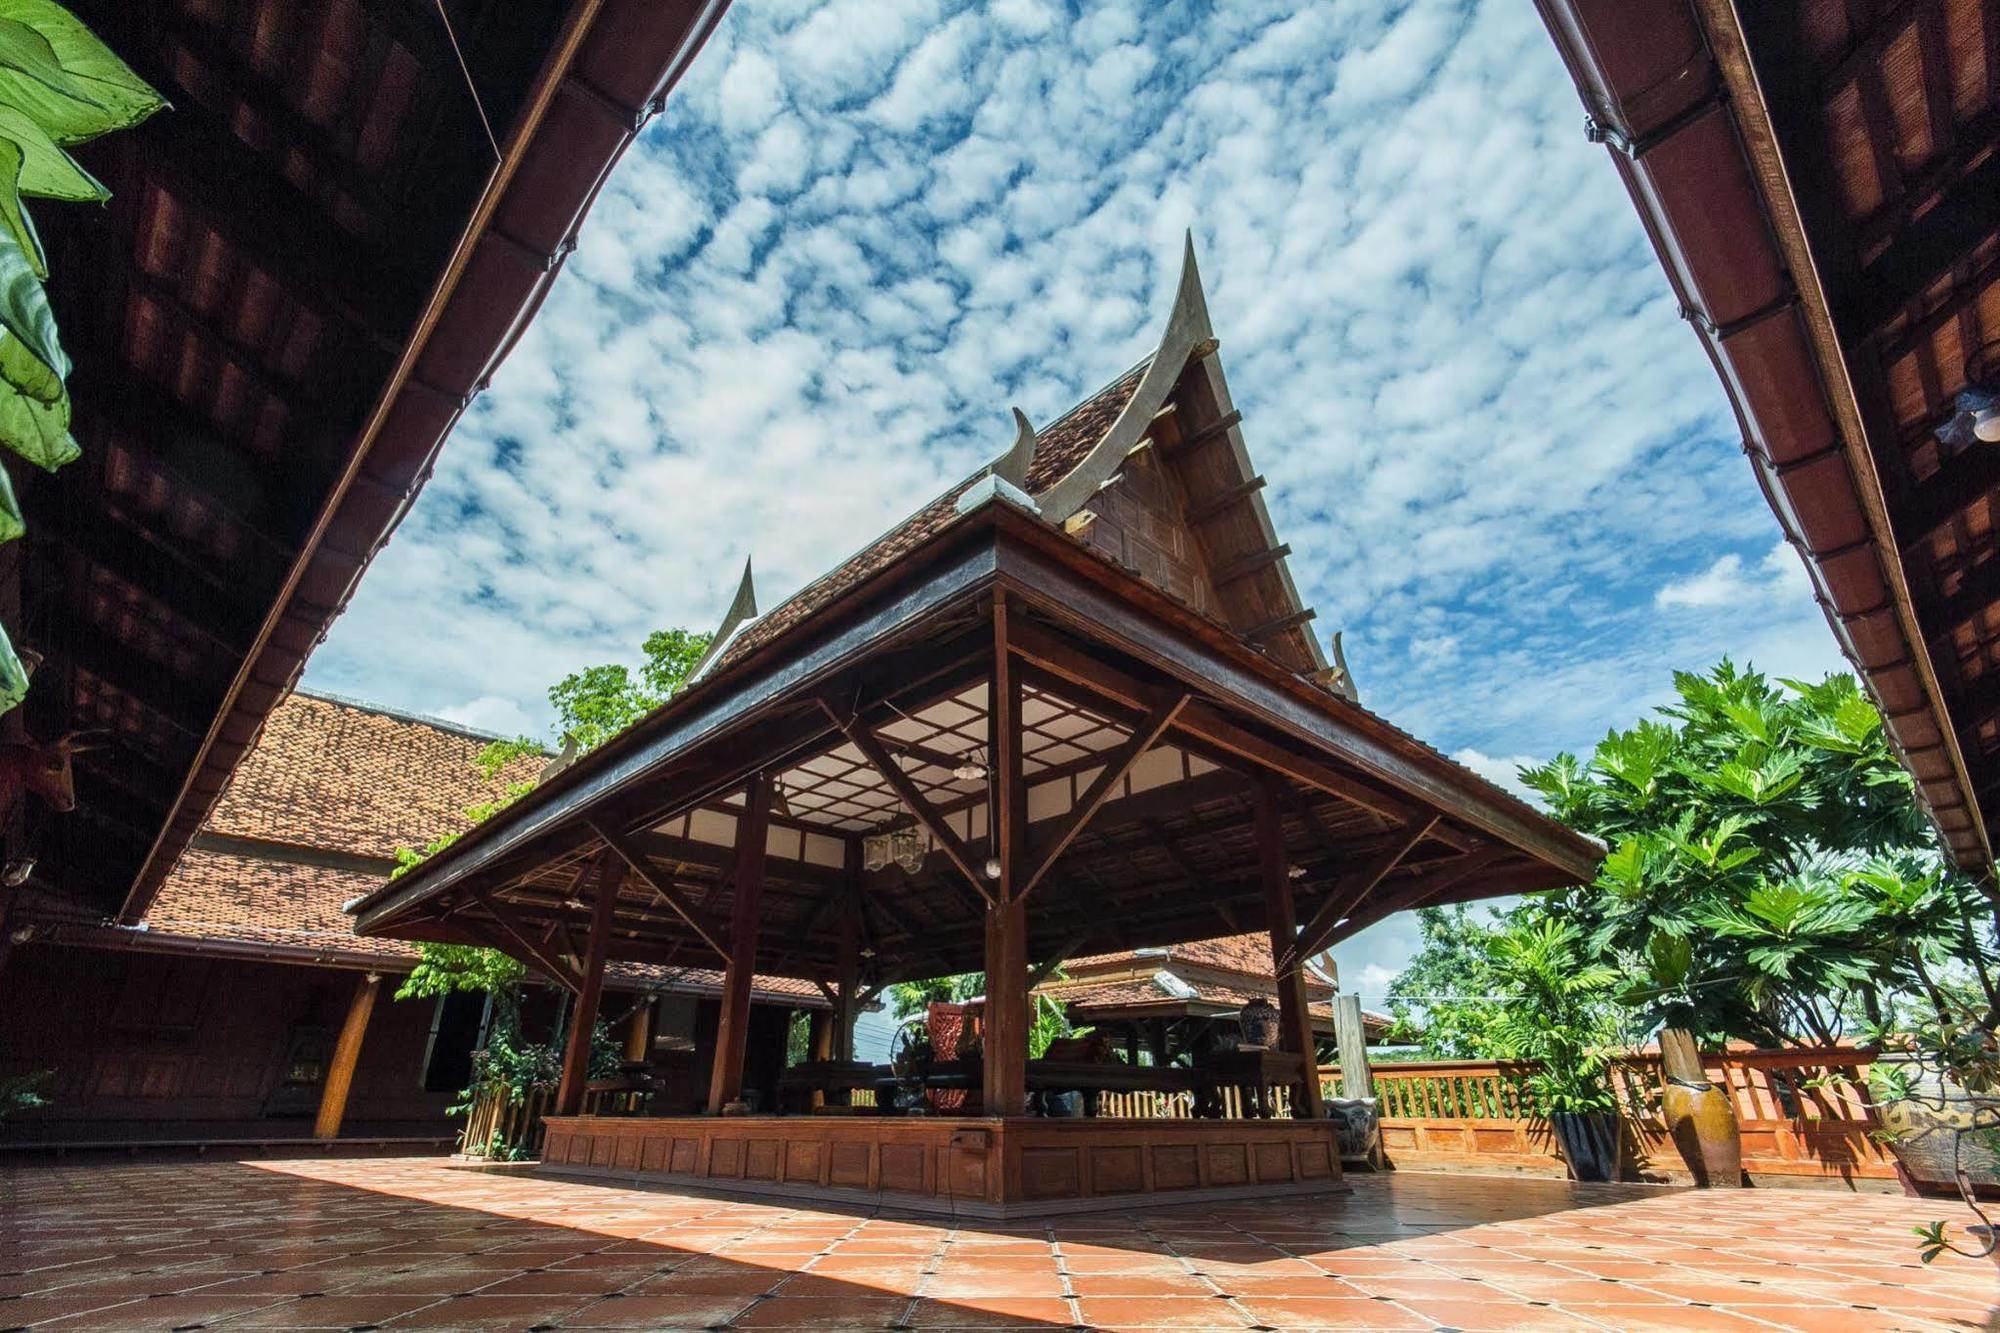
(1549, 1110), (1618, 1182)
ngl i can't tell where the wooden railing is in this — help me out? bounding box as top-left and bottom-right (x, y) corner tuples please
(1349, 1048), (1895, 1184)
(458, 1084), (554, 1160)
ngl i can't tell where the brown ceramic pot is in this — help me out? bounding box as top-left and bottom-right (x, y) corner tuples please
(1662, 1078), (1743, 1186)
(1660, 1028), (1743, 1187)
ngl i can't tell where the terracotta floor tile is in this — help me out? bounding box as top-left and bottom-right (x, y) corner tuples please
(727, 1294), (912, 1328)
(379, 1293), (594, 1327)
(1063, 1272), (1213, 1297)
(1229, 1295), (1432, 1329)
(559, 1292), (761, 1328)
(902, 1295), (1074, 1327)
(208, 1293), (447, 1328)
(37, 1293), (285, 1330)
(1072, 1295), (1255, 1328)
(920, 1274), (1067, 1299)
(1391, 1297), (1605, 1331)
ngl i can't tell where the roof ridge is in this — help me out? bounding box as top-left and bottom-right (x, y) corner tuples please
(292, 687), (526, 746)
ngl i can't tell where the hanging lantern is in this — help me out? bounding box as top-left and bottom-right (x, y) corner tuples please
(890, 825), (927, 873)
(862, 832), (892, 873)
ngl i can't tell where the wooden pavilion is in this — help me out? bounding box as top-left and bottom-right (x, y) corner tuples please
(1534, 1), (2000, 872)
(350, 243), (1601, 1216)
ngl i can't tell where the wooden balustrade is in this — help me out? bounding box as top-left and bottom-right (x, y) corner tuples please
(1335, 1048), (1895, 1184)
(459, 1083), (556, 1160)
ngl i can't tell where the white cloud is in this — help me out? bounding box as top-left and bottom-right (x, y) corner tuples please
(307, 0), (1850, 853)
(1452, 749), (1545, 806)
(435, 695), (539, 739)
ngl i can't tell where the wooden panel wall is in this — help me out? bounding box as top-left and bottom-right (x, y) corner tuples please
(541, 1115), (1345, 1218)
(0, 945), (456, 1143)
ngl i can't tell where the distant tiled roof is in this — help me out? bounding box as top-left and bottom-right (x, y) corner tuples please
(1070, 932), (1307, 980)
(714, 361), (1149, 671)
(1049, 973), (1390, 1036)
(206, 691), (531, 861)
(144, 694), (823, 1006)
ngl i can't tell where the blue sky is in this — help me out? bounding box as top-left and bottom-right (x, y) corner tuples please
(307, 0), (1847, 996)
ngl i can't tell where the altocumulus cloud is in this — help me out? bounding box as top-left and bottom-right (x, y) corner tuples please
(306, 0), (1849, 979)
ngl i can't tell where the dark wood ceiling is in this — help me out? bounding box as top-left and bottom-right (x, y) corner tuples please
(7, 0), (728, 923)
(1538, 0), (2000, 869)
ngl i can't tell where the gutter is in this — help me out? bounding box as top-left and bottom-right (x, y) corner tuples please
(1532, 0), (1988, 869)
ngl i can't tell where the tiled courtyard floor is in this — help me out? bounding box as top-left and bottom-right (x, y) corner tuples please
(0, 1157), (1992, 1331)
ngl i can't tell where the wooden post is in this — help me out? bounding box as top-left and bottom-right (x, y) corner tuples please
(314, 971), (381, 1139)
(555, 856), (625, 1117)
(834, 901), (859, 1062)
(983, 597), (1029, 1117)
(1333, 994), (1373, 1099)
(1258, 787), (1324, 1118)
(709, 770), (772, 1112)
(623, 997), (654, 1063)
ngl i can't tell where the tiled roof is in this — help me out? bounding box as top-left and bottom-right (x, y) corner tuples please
(1049, 973), (1390, 1034)
(714, 361), (1149, 671)
(144, 695), (823, 1006)
(1070, 932), (1303, 979)
(205, 691), (531, 860)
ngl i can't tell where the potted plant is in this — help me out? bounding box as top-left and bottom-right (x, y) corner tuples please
(1485, 917), (1624, 1182)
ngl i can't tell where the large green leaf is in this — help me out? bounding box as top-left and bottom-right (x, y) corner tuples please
(0, 103), (99, 202)
(0, 453), (22, 544)
(0, 135), (40, 279)
(0, 617), (26, 713)
(0, 2), (162, 145)
(0, 226), (61, 392)
(0, 349), (72, 470)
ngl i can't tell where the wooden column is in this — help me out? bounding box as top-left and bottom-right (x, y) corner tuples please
(555, 855), (625, 1117)
(708, 770), (772, 1113)
(1333, 994), (1374, 1100)
(1257, 787), (1323, 1118)
(623, 998), (654, 1063)
(314, 971), (381, 1139)
(983, 597), (1029, 1116)
(833, 896), (860, 1062)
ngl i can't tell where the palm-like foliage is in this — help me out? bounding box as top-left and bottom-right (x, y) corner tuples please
(1522, 661), (1998, 1047)
(1481, 917), (1623, 1113)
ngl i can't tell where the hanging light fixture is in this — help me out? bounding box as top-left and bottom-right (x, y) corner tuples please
(890, 825), (927, 874)
(952, 746), (987, 782)
(1937, 342), (2000, 446)
(862, 832), (892, 873)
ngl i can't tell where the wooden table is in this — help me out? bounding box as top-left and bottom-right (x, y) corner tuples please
(1194, 1049), (1310, 1119)
(775, 1061), (889, 1113)
(1026, 1060), (1194, 1117)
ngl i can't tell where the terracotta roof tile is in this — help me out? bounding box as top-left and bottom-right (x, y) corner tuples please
(205, 692), (532, 859)
(714, 361), (1148, 671)
(1071, 932), (1287, 977)
(148, 697), (823, 1006)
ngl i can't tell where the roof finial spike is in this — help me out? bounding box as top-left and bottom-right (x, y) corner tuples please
(990, 407), (1039, 488)
(1170, 229), (1213, 345)
(687, 556), (761, 683)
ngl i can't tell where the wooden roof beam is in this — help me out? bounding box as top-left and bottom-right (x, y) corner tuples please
(1246, 607), (1317, 643)
(1186, 474), (1265, 526)
(591, 820), (732, 965)
(42, 514), (263, 656)
(1017, 691), (1189, 903)
(816, 697), (997, 906)
(1283, 815), (1440, 970)
(1212, 543), (1290, 589)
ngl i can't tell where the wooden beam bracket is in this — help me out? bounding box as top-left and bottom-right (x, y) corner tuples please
(590, 819), (732, 964)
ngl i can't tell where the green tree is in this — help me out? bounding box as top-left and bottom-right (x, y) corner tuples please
(1481, 916), (1623, 1113)
(1521, 661), (1998, 1048)
(1384, 903), (1508, 1059)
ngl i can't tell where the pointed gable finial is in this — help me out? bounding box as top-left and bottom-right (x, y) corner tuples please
(687, 556), (760, 683)
(1035, 233), (1219, 523)
(989, 407), (1039, 488)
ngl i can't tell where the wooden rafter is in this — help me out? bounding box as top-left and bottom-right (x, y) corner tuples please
(1186, 474), (1266, 526)
(817, 697), (997, 906)
(475, 890), (583, 993)
(1212, 543), (1291, 588)
(1283, 814), (1440, 970)
(590, 820), (732, 964)
(1017, 691), (1190, 902)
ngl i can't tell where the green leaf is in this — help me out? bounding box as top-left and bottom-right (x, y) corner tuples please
(0, 353), (72, 470)
(0, 134), (38, 279)
(0, 2), (164, 145)
(0, 453), (22, 544)
(0, 103), (100, 201)
(0, 617), (25, 713)
(0, 226), (60, 390)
